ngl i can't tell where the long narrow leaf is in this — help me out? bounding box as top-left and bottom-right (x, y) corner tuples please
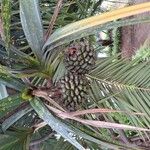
(69, 123), (137, 150)
(20, 0), (44, 60)
(0, 75), (25, 91)
(0, 84), (8, 99)
(1, 106), (33, 132)
(43, 2), (150, 51)
(30, 99), (85, 150)
(0, 95), (22, 119)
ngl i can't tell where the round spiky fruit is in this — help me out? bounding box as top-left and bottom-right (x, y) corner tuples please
(59, 72), (88, 111)
(64, 39), (96, 74)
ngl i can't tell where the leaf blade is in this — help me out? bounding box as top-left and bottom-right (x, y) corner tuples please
(30, 99), (85, 150)
(1, 106), (33, 132)
(20, 0), (44, 60)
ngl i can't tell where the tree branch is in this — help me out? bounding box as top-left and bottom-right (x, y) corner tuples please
(33, 121), (47, 132)
(45, 0), (63, 41)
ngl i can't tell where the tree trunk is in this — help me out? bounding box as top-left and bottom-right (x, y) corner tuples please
(121, 0), (150, 59)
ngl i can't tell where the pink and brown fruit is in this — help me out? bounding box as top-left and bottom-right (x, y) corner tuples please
(59, 38), (96, 111)
(64, 39), (96, 74)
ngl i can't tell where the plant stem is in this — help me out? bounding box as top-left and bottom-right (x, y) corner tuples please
(45, 0), (63, 41)
(30, 132), (54, 146)
(32, 88), (65, 111)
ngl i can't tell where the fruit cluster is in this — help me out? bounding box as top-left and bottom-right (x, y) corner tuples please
(60, 38), (96, 111)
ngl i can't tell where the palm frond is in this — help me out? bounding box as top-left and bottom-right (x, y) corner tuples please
(85, 58), (150, 141)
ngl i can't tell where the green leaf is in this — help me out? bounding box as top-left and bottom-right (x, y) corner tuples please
(20, 0), (44, 60)
(1, 106), (33, 132)
(0, 94), (22, 119)
(0, 127), (32, 150)
(0, 64), (12, 76)
(0, 84), (8, 99)
(30, 98), (85, 150)
(0, 39), (41, 77)
(53, 137), (74, 150)
(1, 0), (11, 54)
(0, 39), (38, 65)
(0, 75), (25, 91)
